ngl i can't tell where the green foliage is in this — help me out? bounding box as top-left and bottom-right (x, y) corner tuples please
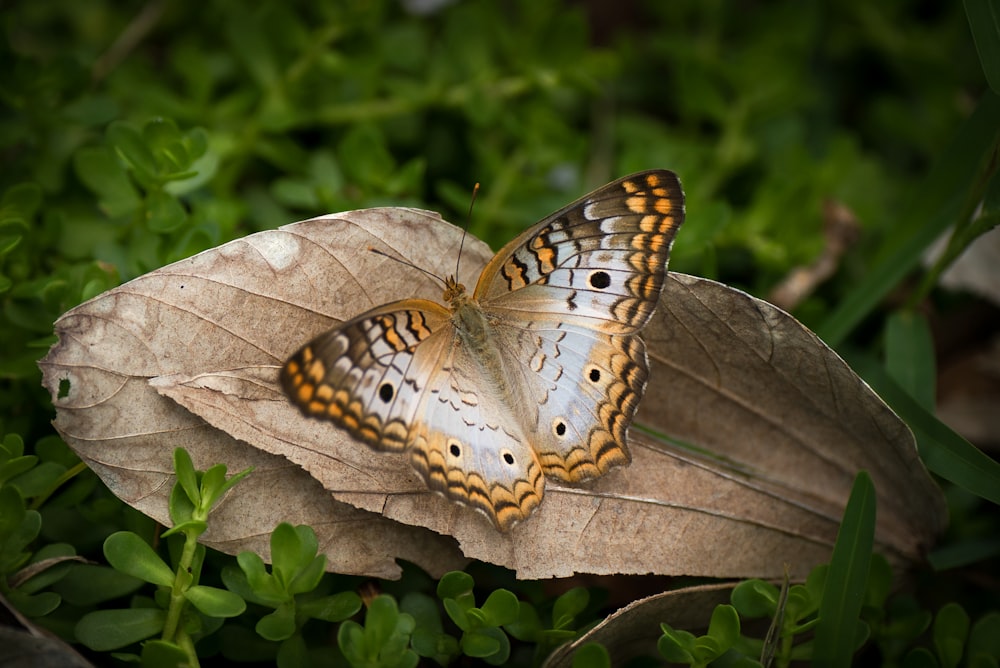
(73, 448), (250, 665)
(1, 0), (998, 666)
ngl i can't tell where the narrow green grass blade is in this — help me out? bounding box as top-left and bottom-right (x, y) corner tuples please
(966, 0), (1000, 93)
(851, 354), (1000, 506)
(818, 91), (1000, 347)
(884, 311), (936, 411)
(812, 472), (877, 668)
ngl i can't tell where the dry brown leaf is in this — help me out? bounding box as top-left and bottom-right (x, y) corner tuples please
(40, 206), (945, 581)
(542, 583), (737, 667)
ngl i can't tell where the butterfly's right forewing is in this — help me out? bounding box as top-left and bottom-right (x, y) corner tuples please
(281, 300), (450, 452)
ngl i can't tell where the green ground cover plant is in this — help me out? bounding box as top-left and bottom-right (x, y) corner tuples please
(2, 1), (998, 666)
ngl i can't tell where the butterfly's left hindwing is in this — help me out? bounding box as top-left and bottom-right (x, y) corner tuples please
(281, 300), (450, 452)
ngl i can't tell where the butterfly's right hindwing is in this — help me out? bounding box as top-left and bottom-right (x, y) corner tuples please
(280, 301), (450, 452)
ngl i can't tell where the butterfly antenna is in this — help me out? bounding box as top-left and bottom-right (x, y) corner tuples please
(367, 247), (447, 288)
(455, 182), (480, 282)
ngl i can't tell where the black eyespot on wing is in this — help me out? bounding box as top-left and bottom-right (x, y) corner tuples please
(588, 368), (601, 382)
(449, 442), (461, 457)
(554, 420), (567, 437)
(503, 452), (515, 465)
(589, 271), (611, 289)
(378, 382), (394, 403)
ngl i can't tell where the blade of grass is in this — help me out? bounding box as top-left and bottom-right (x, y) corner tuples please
(849, 353), (1000, 507)
(884, 311), (936, 412)
(812, 472), (877, 668)
(965, 0), (1000, 94)
(818, 91), (1000, 347)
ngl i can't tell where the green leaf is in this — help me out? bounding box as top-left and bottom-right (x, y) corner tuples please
(367, 595), (403, 650)
(850, 355), (1000, 506)
(103, 531), (174, 587)
(256, 601), (297, 641)
(53, 563), (144, 606)
(299, 591), (362, 622)
(933, 603), (970, 668)
(140, 640), (189, 668)
(572, 642), (611, 668)
(172, 448), (200, 508)
(480, 589), (519, 627)
(658, 625), (696, 662)
(968, 611), (1000, 662)
(6, 589), (61, 617)
(72, 146), (141, 218)
(553, 587), (589, 629)
(276, 634), (309, 668)
(437, 570), (475, 600)
(444, 597), (471, 631)
(706, 604), (741, 651)
(884, 311), (936, 411)
(108, 121), (158, 180)
(966, 0), (1000, 94)
(732, 579), (779, 618)
(146, 190), (187, 233)
(184, 584), (246, 618)
(812, 472), (877, 667)
(461, 627), (503, 660)
(75, 608), (166, 651)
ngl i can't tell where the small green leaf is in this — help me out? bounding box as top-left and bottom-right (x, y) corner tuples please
(6, 589), (61, 617)
(72, 146), (141, 218)
(461, 627), (502, 659)
(553, 587), (589, 628)
(572, 642), (611, 668)
(480, 589), (519, 626)
(731, 579), (779, 618)
(172, 448), (200, 507)
(706, 604), (741, 651)
(103, 531), (174, 587)
(53, 564), (144, 606)
(299, 591), (362, 622)
(366, 595), (402, 649)
(108, 121), (158, 179)
(75, 608), (166, 651)
(146, 190), (187, 233)
(437, 570), (474, 600)
(933, 603), (970, 668)
(184, 584), (246, 618)
(257, 601), (297, 641)
(504, 600), (542, 641)
(2, 182), (42, 216)
(968, 611), (1000, 661)
(140, 639), (189, 668)
(444, 597), (471, 631)
(658, 625), (696, 662)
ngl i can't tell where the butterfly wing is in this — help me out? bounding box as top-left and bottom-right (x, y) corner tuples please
(281, 300), (451, 452)
(492, 320), (647, 483)
(281, 298), (544, 529)
(477, 170), (683, 483)
(477, 169), (684, 334)
(406, 342), (545, 530)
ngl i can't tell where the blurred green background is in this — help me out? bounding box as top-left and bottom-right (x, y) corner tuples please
(2, 0), (998, 665)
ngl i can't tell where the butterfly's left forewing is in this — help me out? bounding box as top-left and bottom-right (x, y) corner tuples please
(281, 300), (451, 452)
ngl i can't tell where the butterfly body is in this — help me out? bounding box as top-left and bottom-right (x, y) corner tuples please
(282, 170), (685, 530)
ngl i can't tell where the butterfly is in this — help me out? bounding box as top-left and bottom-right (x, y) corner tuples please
(280, 170), (685, 530)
